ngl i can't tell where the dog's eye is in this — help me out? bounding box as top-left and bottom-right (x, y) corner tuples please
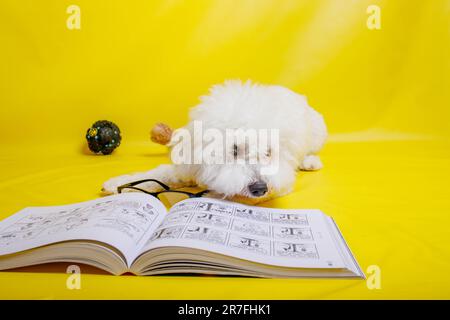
(233, 144), (238, 158)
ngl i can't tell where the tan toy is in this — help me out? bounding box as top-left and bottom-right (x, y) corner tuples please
(150, 123), (173, 146)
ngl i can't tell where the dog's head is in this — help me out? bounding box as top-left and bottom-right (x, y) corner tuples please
(170, 124), (300, 204)
(191, 132), (296, 203)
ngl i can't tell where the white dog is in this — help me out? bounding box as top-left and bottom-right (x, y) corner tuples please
(102, 80), (327, 204)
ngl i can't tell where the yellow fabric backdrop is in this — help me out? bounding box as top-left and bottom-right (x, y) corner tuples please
(0, 0), (449, 299)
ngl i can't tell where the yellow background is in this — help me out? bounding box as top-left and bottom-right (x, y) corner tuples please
(0, 0), (449, 299)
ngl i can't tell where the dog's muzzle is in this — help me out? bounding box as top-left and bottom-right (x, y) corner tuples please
(248, 181), (268, 197)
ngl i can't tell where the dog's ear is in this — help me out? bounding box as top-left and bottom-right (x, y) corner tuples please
(150, 123), (173, 145)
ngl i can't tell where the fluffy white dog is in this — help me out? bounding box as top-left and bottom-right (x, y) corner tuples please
(102, 80), (327, 204)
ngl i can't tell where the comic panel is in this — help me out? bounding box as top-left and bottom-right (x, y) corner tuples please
(161, 212), (193, 227)
(274, 242), (319, 259)
(195, 202), (234, 215)
(272, 226), (313, 241)
(231, 219), (270, 237)
(181, 225), (227, 245)
(271, 213), (308, 225)
(150, 226), (184, 241)
(191, 212), (231, 228)
(235, 208), (270, 222)
(227, 234), (271, 255)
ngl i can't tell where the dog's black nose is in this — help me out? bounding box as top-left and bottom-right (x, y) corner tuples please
(248, 181), (268, 197)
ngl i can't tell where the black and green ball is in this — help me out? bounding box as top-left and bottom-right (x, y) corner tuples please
(86, 120), (121, 155)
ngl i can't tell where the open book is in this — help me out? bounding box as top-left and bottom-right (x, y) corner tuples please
(0, 193), (364, 278)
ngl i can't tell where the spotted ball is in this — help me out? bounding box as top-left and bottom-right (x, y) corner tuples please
(86, 120), (121, 155)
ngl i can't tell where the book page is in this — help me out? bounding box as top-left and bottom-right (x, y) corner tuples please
(140, 198), (347, 269)
(0, 193), (167, 265)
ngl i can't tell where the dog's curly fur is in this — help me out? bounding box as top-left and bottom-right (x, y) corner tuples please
(103, 80), (327, 204)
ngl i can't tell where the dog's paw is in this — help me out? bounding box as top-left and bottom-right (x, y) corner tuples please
(299, 155), (323, 171)
(102, 175), (132, 195)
